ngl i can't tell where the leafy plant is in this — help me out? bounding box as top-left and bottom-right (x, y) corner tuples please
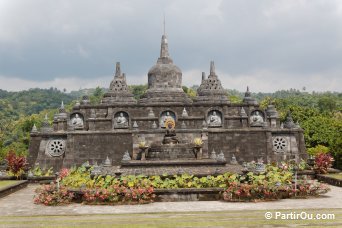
(82, 185), (155, 205)
(298, 159), (308, 171)
(31, 166), (54, 177)
(314, 153), (334, 174)
(307, 145), (330, 156)
(60, 166), (93, 188)
(193, 138), (203, 147)
(5, 150), (27, 178)
(222, 180), (330, 202)
(138, 141), (147, 148)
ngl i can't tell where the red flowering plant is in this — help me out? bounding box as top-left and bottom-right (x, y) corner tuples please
(314, 153), (334, 174)
(292, 180), (330, 198)
(58, 168), (70, 180)
(82, 185), (155, 205)
(5, 150), (27, 179)
(223, 182), (253, 202)
(34, 183), (74, 206)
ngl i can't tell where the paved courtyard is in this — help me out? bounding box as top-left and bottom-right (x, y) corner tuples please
(0, 184), (341, 216)
(0, 184), (341, 227)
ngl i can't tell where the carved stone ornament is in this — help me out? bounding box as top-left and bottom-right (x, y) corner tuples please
(46, 139), (66, 157)
(273, 136), (288, 153)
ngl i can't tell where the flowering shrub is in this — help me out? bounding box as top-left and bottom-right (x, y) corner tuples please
(293, 180), (330, 197)
(222, 180), (330, 202)
(82, 185), (155, 205)
(59, 168), (70, 180)
(223, 182), (279, 202)
(34, 163), (330, 206)
(5, 151), (27, 178)
(314, 153), (334, 174)
(34, 184), (74, 206)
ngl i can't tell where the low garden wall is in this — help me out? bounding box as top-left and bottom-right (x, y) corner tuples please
(317, 174), (342, 187)
(0, 180), (28, 198)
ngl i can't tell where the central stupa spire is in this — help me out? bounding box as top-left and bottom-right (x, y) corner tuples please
(158, 17), (173, 64)
(159, 35), (170, 59)
(139, 27), (192, 105)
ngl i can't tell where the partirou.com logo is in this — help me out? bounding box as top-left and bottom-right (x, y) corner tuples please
(265, 211), (335, 220)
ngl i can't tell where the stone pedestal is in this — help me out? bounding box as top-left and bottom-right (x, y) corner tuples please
(194, 147), (203, 160)
(139, 147), (149, 161)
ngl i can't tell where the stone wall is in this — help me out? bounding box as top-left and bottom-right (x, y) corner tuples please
(63, 132), (132, 167)
(30, 102), (306, 171)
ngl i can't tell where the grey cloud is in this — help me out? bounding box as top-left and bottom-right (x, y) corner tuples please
(0, 0), (341, 91)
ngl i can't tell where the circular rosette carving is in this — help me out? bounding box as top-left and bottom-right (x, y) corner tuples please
(46, 140), (66, 157)
(272, 137), (288, 153)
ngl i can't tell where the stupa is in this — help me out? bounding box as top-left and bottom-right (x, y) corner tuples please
(28, 32), (307, 173)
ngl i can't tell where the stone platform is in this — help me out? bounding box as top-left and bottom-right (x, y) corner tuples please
(147, 144), (195, 160)
(102, 164), (242, 176)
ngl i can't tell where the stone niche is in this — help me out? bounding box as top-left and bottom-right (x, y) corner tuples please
(69, 112), (85, 130)
(249, 110), (265, 127)
(207, 110), (223, 127)
(159, 110), (176, 128)
(113, 111), (130, 129)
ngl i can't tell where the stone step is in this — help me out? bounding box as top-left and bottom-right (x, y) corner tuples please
(121, 159), (227, 167)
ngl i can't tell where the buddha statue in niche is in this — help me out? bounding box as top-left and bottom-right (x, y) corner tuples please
(114, 112), (129, 128)
(71, 114), (84, 129)
(207, 111), (222, 127)
(160, 111), (175, 128)
(250, 111), (264, 127)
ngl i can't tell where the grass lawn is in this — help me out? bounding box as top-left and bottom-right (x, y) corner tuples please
(0, 209), (341, 227)
(0, 181), (20, 189)
(325, 173), (342, 180)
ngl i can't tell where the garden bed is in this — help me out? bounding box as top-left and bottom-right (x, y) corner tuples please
(32, 165), (331, 206)
(0, 180), (28, 198)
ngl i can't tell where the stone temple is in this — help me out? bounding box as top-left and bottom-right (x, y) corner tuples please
(28, 33), (307, 174)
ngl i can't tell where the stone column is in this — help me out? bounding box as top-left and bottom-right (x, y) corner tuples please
(201, 130), (209, 158)
(265, 131), (273, 163)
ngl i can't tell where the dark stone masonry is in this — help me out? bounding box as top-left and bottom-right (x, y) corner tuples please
(28, 33), (307, 173)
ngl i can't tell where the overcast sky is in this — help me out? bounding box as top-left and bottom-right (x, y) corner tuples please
(0, 0), (341, 92)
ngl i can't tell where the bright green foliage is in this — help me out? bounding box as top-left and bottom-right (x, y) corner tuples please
(90, 86), (104, 104)
(307, 145), (330, 156)
(129, 84), (148, 99)
(60, 166), (94, 188)
(31, 166), (54, 177)
(182, 86), (197, 98)
(229, 95), (243, 104)
(60, 164), (292, 190)
(260, 91), (342, 169)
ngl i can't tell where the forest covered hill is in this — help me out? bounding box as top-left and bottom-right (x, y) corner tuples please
(0, 86), (341, 168)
